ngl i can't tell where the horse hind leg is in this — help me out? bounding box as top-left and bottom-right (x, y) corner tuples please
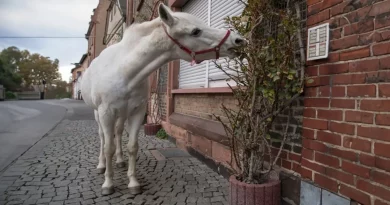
(115, 118), (126, 168)
(94, 110), (106, 174)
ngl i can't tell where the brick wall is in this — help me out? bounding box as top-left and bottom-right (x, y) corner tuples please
(303, 0), (390, 204)
(271, 98), (304, 174)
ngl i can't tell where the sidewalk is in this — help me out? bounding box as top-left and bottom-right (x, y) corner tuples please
(0, 119), (229, 205)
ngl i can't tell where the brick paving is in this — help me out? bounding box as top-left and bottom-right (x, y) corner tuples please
(0, 120), (229, 205)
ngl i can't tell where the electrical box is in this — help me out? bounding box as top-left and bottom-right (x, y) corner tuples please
(307, 23), (329, 61)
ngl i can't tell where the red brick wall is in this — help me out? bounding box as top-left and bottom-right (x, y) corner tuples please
(303, 0), (390, 204)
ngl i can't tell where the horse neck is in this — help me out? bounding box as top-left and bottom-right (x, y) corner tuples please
(120, 19), (177, 89)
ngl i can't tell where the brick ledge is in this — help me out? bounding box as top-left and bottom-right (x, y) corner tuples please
(169, 112), (229, 146)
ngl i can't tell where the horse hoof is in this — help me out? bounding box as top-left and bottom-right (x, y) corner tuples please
(129, 186), (142, 195)
(97, 168), (106, 174)
(102, 187), (115, 196)
(116, 162), (126, 168)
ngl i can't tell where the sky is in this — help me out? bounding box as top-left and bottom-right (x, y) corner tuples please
(0, 0), (99, 82)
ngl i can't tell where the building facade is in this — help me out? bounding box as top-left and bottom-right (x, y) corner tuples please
(128, 0), (390, 204)
(86, 0), (110, 65)
(104, 0), (127, 47)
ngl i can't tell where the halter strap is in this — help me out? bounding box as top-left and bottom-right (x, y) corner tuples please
(162, 25), (231, 65)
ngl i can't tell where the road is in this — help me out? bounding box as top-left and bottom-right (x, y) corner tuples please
(0, 99), (94, 173)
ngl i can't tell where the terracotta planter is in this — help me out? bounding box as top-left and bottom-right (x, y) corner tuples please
(229, 175), (281, 205)
(144, 123), (161, 135)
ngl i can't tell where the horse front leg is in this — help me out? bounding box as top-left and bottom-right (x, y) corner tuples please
(115, 118), (126, 168)
(125, 105), (145, 194)
(98, 107), (116, 196)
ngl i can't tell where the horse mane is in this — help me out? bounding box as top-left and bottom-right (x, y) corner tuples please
(121, 18), (163, 47)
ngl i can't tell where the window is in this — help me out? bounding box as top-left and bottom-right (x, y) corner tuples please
(178, 0), (245, 89)
(178, 0), (208, 89)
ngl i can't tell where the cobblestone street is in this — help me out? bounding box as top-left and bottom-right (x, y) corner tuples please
(0, 119), (229, 205)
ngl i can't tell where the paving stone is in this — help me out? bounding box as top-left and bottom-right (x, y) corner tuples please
(37, 197), (52, 204)
(7, 195), (30, 201)
(22, 199), (37, 205)
(94, 196), (110, 203)
(64, 198), (82, 204)
(42, 193), (56, 198)
(8, 191), (27, 195)
(52, 195), (67, 201)
(108, 197), (124, 204)
(81, 199), (94, 205)
(121, 199), (135, 204)
(187, 196), (197, 203)
(67, 194), (80, 199)
(197, 202), (211, 205)
(95, 201), (110, 205)
(6, 201), (23, 205)
(210, 196), (225, 202)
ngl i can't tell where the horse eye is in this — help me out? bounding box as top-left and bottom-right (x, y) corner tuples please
(191, 28), (202, 37)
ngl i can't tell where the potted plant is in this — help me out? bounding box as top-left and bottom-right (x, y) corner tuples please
(144, 69), (162, 136)
(214, 0), (306, 204)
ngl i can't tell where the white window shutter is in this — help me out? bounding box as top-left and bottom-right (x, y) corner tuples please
(179, 0), (209, 89)
(208, 0), (245, 87)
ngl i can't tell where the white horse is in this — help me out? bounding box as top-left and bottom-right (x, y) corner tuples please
(81, 3), (246, 196)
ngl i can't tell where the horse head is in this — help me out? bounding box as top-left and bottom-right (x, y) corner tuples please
(158, 3), (247, 64)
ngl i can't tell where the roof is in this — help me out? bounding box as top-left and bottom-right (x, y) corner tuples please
(70, 53), (88, 73)
(70, 65), (81, 74)
(79, 53), (88, 64)
(85, 8), (98, 39)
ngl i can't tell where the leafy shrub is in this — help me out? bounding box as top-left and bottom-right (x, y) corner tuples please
(156, 128), (169, 140)
(5, 91), (16, 99)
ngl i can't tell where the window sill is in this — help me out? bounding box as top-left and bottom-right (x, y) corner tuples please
(172, 87), (233, 94)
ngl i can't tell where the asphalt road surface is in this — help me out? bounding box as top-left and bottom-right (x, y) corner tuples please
(0, 99), (93, 173)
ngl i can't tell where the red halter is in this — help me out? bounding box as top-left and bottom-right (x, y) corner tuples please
(162, 25), (231, 65)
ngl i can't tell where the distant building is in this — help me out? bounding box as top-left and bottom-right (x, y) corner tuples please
(71, 54), (88, 100)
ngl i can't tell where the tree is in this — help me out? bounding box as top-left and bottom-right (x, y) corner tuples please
(0, 47), (23, 91)
(0, 46), (62, 92)
(18, 54), (60, 88)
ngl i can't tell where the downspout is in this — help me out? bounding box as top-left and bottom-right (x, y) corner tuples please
(205, 0), (211, 88)
(128, 0), (133, 26)
(93, 24), (96, 59)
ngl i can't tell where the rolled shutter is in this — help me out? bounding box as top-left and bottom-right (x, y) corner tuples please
(179, 0), (208, 89)
(208, 0), (245, 84)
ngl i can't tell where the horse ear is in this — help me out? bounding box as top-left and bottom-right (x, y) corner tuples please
(158, 3), (174, 27)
